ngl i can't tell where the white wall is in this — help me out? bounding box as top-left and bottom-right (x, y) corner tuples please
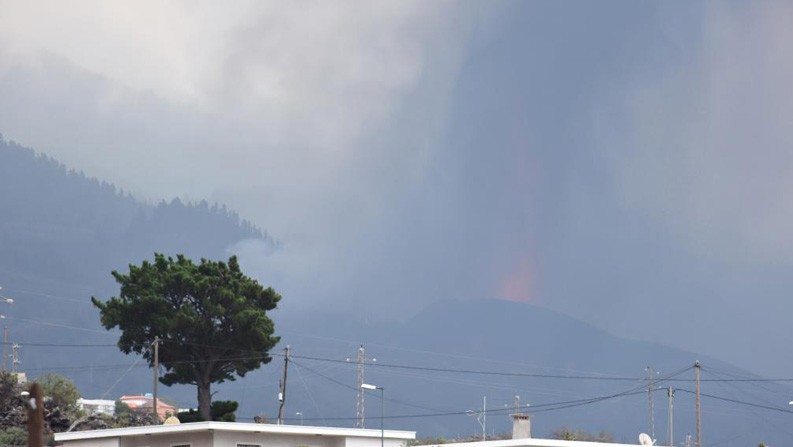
(66, 437), (121, 447)
(345, 435), (407, 447)
(118, 431), (213, 447)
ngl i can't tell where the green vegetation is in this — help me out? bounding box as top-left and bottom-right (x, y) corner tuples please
(176, 400), (239, 423)
(93, 254), (281, 420)
(0, 427), (27, 446)
(551, 427), (615, 442)
(37, 373), (81, 413)
(114, 399), (132, 416)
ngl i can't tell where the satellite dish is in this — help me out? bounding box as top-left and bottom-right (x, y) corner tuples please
(638, 433), (654, 446)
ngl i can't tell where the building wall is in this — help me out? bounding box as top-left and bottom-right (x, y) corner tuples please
(213, 431), (347, 447)
(56, 425), (414, 447)
(64, 437), (121, 447)
(118, 431), (213, 447)
(67, 431), (401, 447)
(78, 399), (116, 416)
(344, 435), (407, 447)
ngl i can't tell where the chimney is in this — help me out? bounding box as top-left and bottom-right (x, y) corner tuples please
(511, 413), (531, 439)
(509, 395), (531, 439)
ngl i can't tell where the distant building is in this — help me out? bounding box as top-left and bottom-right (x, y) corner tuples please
(55, 421), (415, 447)
(418, 439), (664, 447)
(77, 398), (116, 416)
(416, 413), (666, 447)
(120, 394), (177, 420)
(417, 413), (666, 447)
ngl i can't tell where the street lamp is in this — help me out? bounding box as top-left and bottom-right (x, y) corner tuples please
(295, 412), (303, 425)
(466, 396), (486, 441)
(361, 383), (384, 447)
(0, 286), (13, 304)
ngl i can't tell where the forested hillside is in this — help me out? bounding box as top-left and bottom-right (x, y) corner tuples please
(0, 134), (273, 285)
(0, 134), (278, 408)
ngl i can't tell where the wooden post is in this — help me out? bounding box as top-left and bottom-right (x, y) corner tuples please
(27, 383), (44, 447)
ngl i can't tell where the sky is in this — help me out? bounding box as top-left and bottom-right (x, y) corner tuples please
(1, 1), (793, 379)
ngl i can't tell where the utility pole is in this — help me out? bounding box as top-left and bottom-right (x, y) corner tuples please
(278, 345), (290, 424)
(0, 286), (12, 373)
(11, 343), (20, 374)
(482, 395), (487, 441)
(646, 367), (655, 440)
(695, 361), (701, 447)
(27, 383), (44, 447)
(667, 386), (674, 447)
(153, 337), (159, 420)
(356, 345), (365, 428)
(2, 326), (7, 372)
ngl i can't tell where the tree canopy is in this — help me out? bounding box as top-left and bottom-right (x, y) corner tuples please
(551, 427), (615, 443)
(92, 254), (281, 420)
(37, 373), (81, 413)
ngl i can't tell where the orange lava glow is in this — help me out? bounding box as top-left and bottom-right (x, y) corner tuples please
(498, 259), (533, 302)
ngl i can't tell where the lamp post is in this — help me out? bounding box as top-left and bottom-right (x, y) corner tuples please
(466, 396), (486, 441)
(361, 383), (383, 447)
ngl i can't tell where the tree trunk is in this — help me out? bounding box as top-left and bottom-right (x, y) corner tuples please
(198, 380), (212, 421)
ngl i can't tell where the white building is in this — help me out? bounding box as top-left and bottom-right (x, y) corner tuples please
(418, 439), (657, 447)
(417, 415), (665, 447)
(76, 398), (116, 416)
(54, 422), (415, 447)
(54, 411), (661, 447)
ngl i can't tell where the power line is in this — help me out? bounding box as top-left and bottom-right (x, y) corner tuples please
(157, 340), (659, 381)
(15, 339), (793, 383)
(702, 366), (793, 438)
(3, 342), (117, 347)
(6, 316), (119, 336)
(291, 359), (449, 414)
(29, 341), (793, 386)
(676, 388), (793, 414)
(233, 387), (666, 423)
(287, 353), (650, 381)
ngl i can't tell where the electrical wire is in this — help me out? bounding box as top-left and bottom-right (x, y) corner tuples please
(15, 340), (793, 385)
(291, 360), (328, 426)
(291, 359), (450, 414)
(676, 388), (793, 414)
(102, 355), (145, 399)
(285, 353), (652, 381)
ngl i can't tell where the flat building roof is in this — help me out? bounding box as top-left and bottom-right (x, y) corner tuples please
(55, 421), (416, 443)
